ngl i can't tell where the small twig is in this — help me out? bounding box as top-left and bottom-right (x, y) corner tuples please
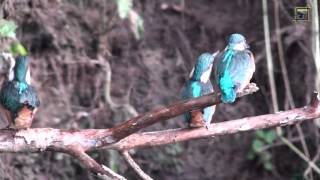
(122, 151), (153, 180)
(273, 2), (312, 179)
(304, 146), (320, 178)
(262, 0), (279, 113)
(68, 146), (126, 180)
(310, 0), (320, 91)
(279, 137), (320, 174)
(263, 1), (318, 176)
(259, 136), (306, 152)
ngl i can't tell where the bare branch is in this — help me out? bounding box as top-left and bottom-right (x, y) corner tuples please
(107, 83), (259, 144)
(0, 83), (259, 177)
(110, 92), (320, 150)
(1, 86), (320, 155)
(67, 146), (126, 180)
(122, 151), (153, 180)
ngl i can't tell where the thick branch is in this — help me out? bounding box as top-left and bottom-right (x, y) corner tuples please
(0, 83), (257, 154)
(0, 89), (318, 154)
(107, 83), (259, 144)
(0, 86), (319, 179)
(110, 93), (320, 150)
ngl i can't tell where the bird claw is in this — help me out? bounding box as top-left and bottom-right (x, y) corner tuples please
(205, 123), (213, 131)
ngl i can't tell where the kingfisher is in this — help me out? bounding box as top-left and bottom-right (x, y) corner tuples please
(0, 42), (40, 129)
(213, 33), (255, 103)
(180, 52), (219, 128)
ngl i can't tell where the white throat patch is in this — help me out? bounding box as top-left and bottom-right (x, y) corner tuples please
(200, 64), (213, 83)
(5, 53), (15, 81)
(26, 68), (31, 85)
(232, 41), (246, 51)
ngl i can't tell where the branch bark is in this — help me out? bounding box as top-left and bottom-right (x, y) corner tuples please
(0, 83), (258, 178)
(122, 151), (153, 180)
(67, 146), (126, 180)
(110, 93), (320, 150)
(0, 83), (257, 154)
(1, 84), (320, 178)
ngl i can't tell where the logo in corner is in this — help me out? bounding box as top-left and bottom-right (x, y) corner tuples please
(294, 6), (310, 21)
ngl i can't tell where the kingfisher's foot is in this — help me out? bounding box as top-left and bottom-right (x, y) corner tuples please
(205, 124), (213, 131)
(189, 122), (206, 128)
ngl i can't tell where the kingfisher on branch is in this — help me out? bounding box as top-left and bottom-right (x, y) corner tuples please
(213, 33), (255, 103)
(181, 52), (219, 128)
(0, 42), (40, 129)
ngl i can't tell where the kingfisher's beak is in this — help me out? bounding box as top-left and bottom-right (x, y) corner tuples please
(245, 43), (250, 49)
(212, 50), (220, 57)
(211, 51), (219, 64)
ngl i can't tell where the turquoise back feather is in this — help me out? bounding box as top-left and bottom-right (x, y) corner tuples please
(181, 52), (216, 123)
(191, 53), (214, 81)
(13, 56), (29, 94)
(219, 49), (236, 103)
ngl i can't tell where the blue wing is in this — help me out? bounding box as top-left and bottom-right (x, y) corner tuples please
(214, 51), (237, 103)
(229, 50), (255, 91)
(180, 80), (215, 124)
(201, 81), (215, 125)
(180, 80), (202, 123)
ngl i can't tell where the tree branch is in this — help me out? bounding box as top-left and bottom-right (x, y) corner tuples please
(66, 146), (126, 180)
(110, 92), (320, 150)
(122, 151), (153, 180)
(3, 84), (320, 178)
(0, 83), (258, 153)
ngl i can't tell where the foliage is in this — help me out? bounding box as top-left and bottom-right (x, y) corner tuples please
(0, 19), (17, 39)
(116, 0), (133, 19)
(248, 130), (277, 171)
(115, 0), (144, 40)
(151, 144), (184, 174)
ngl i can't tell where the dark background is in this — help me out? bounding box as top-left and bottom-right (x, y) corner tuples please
(0, 0), (317, 179)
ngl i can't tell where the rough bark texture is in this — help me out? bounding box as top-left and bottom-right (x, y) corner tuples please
(0, 84), (258, 153)
(0, 84), (319, 179)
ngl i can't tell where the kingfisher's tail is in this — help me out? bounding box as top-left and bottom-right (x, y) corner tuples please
(221, 86), (236, 103)
(220, 70), (236, 103)
(183, 112), (191, 124)
(220, 49), (236, 103)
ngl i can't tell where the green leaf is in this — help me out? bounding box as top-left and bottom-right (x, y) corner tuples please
(252, 139), (264, 153)
(165, 144), (184, 156)
(255, 130), (266, 139)
(247, 151), (256, 160)
(128, 10), (144, 40)
(263, 161), (273, 171)
(10, 42), (27, 56)
(265, 130), (276, 144)
(0, 19), (17, 38)
(134, 13), (144, 39)
(116, 0), (133, 19)
(261, 151), (272, 161)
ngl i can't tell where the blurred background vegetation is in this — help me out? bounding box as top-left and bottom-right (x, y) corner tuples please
(0, 0), (318, 179)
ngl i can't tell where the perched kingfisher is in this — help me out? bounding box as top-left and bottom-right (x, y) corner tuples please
(213, 33), (255, 103)
(0, 43), (40, 129)
(180, 52), (219, 128)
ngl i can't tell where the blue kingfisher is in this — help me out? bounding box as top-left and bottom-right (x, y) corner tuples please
(180, 52), (219, 128)
(213, 33), (255, 103)
(0, 43), (40, 129)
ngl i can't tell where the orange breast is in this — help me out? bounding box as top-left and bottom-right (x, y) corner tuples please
(14, 106), (36, 129)
(189, 110), (205, 128)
